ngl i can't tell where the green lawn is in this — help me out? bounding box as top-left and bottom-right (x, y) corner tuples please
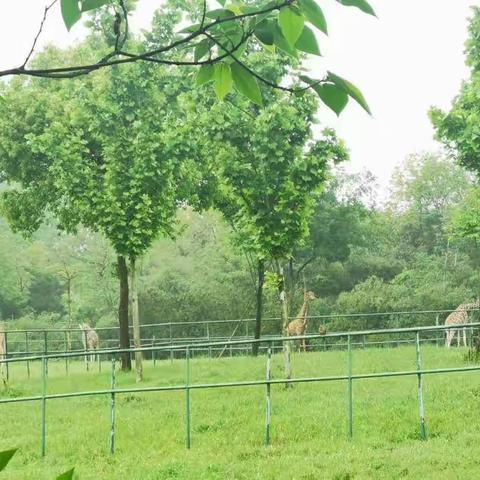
(1, 344), (480, 479)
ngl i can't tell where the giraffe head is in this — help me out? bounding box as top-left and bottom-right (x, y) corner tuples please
(318, 325), (327, 335)
(79, 323), (90, 331)
(304, 290), (316, 302)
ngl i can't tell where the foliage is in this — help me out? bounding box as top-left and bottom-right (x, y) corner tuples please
(430, 7), (480, 175)
(39, 0), (375, 114)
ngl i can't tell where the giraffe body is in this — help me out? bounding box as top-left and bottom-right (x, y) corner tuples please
(287, 290), (316, 351)
(444, 300), (480, 348)
(79, 323), (99, 363)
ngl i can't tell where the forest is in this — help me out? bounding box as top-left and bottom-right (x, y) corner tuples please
(0, 152), (477, 336)
(1, 1), (480, 353)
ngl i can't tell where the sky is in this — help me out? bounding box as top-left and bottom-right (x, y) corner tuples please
(0, 0), (477, 191)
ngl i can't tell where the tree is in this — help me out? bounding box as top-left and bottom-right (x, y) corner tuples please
(198, 87), (347, 366)
(0, 44), (210, 378)
(0, 0), (373, 117)
(388, 153), (472, 255)
(430, 7), (480, 177)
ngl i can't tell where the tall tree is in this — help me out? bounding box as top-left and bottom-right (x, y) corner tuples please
(199, 88), (347, 363)
(0, 46), (209, 378)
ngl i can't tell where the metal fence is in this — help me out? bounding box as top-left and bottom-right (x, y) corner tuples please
(1, 321), (480, 457)
(2, 308), (478, 363)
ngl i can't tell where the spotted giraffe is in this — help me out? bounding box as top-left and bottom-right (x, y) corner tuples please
(444, 300), (480, 348)
(287, 290), (316, 351)
(79, 323), (99, 363)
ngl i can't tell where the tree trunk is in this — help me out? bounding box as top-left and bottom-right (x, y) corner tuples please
(117, 256), (131, 372)
(252, 259), (265, 356)
(129, 256), (143, 382)
(278, 265), (293, 388)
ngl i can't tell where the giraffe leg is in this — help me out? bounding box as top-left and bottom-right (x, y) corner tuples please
(463, 327), (467, 347)
(446, 329), (453, 348)
(456, 329), (461, 347)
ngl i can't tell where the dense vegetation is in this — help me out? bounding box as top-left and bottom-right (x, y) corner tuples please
(0, 152), (478, 338)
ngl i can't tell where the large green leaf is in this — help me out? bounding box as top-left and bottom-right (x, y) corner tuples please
(336, 0), (376, 16)
(278, 6), (305, 48)
(298, 0), (327, 34)
(327, 71), (371, 114)
(196, 64), (215, 86)
(81, 0), (109, 12)
(254, 20), (275, 45)
(61, 0), (81, 31)
(273, 22), (298, 58)
(194, 40), (211, 62)
(56, 468), (75, 480)
(295, 26), (321, 56)
(0, 449), (17, 472)
(214, 63), (233, 100)
(205, 8), (235, 20)
(231, 63), (263, 106)
(314, 83), (349, 115)
(178, 23), (201, 34)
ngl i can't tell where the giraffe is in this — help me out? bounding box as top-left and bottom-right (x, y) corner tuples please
(444, 300), (480, 348)
(79, 323), (99, 363)
(287, 290), (316, 351)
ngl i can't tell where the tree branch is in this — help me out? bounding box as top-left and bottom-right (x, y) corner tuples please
(0, 0), (294, 81)
(22, 0), (58, 69)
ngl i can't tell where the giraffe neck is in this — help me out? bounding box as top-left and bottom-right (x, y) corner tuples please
(297, 301), (309, 325)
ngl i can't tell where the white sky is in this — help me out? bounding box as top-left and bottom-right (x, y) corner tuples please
(0, 0), (477, 190)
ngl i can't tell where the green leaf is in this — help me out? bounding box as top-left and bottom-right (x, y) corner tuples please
(205, 9), (235, 20)
(214, 63), (233, 100)
(178, 23), (201, 34)
(196, 65), (215, 86)
(61, 0), (81, 31)
(0, 449), (17, 472)
(194, 40), (211, 62)
(336, 0), (376, 16)
(278, 6), (305, 48)
(216, 0), (226, 5)
(295, 26), (321, 56)
(81, 0), (109, 12)
(56, 468), (75, 480)
(231, 63), (263, 106)
(298, 0), (327, 34)
(327, 71), (371, 114)
(254, 20), (275, 45)
(313, 83), (349, 115)
(273, 22), (298, 58)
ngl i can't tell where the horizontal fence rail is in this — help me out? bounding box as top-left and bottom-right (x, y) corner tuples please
(3, 308), (479, 364)
(1, 321), (480, 456)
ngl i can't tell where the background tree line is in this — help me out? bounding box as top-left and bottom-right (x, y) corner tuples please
(0, 152), (478, 336)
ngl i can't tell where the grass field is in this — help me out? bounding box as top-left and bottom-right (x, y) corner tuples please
(1, 344), (480, 479)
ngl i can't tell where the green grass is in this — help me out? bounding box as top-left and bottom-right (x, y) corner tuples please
(1, 344), (480, 479)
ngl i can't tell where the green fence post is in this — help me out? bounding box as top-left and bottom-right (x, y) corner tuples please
(25, 331), (30, 379)
(415, 331), (427, 440)
(152, 335), (156, 366)
(41, 356), (48, 457)
(185, 347), (192, 449)
(64, 330), (69, 376)
(4, 332), (8, 382)
(435, 314), (440, 348)
(84, 330), (89, 372)
(347, 334), (353, 439)
(265, 344), (272, 446)
(207, 323), (211, 360)
(170, 324), (174, 364)
(110, 356), (116, 454)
